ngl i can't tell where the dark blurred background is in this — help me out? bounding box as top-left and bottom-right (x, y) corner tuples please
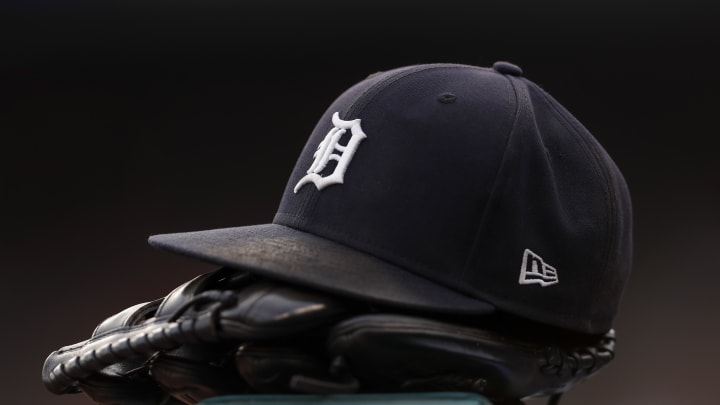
(2, 1), (718, 404)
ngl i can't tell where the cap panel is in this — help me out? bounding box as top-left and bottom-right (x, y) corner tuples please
(527, 82), (633, 327)
(462, 76), (631, 333)
(275, 66), (418, 223)
(275, 66), (516, 292)
(528, 81), (632, 331)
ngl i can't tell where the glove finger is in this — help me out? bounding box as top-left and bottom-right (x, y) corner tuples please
(327, 314), (616, 401)
(150, 344), (245, 405)
(42, 267), (248, 401)
(43, 299), (176, 404)
(151, 278), (354, 401)
(235, 343), (327, 394)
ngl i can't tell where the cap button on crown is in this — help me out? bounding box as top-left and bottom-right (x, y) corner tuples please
(492, 61), (523, 77)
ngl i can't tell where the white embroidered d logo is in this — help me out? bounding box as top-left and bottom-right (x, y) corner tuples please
(294, 112), (367, 193)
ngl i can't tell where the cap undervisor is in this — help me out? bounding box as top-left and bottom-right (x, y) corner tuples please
(148, 223), (495, 315)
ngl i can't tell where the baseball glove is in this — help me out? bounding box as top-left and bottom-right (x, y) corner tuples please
(43, 267), (615, 404)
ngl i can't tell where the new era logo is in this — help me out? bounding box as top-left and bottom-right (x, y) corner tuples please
(519, 249), (559, 287)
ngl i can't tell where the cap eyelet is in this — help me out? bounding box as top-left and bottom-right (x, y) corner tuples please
(438, 92), (457, 104)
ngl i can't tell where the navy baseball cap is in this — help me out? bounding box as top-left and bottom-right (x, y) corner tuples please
(149, 62), (632, 335)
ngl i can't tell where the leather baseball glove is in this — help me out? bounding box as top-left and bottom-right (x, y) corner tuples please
(43, 267), (615, 405)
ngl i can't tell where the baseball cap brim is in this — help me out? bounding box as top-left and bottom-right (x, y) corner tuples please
(148, 223), (495, 315)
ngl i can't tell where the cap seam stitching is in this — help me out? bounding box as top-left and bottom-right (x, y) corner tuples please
(303, 64), (492, 243)
(347, 64), (483, 118)
(533, 85), (616, 326)
(460, 73), (519, 279)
